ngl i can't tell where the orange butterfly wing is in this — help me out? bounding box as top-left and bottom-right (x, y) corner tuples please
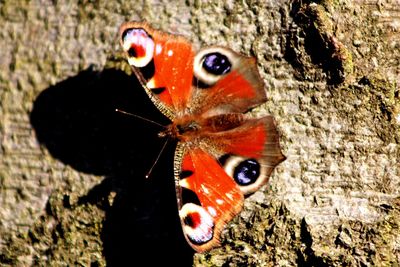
(119, 21), (195, 119)
(174, 145), (244, 252)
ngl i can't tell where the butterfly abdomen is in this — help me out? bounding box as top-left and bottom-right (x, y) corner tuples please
(161, 113), (245, 141)
(202, 113), (245, 132)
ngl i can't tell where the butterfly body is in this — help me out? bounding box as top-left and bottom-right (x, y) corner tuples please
(119, 21), (285, 252)
(159, 113), (245, 140)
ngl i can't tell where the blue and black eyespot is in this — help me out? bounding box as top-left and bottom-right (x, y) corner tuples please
(202, 52), (232, 75)
(233, 159), (260, 186)
(218, 154), (262, 187)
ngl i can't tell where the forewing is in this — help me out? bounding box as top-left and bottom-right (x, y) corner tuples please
(119, 21), (195, 119)
(173, 144), (244, 252)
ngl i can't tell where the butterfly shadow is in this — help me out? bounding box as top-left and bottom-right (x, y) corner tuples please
(30, 66), (194, 265)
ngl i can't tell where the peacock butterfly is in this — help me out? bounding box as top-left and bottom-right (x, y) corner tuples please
(118, 21), (285, 252)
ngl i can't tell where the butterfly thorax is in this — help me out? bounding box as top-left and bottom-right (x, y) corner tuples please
(159, 113), (245, 141)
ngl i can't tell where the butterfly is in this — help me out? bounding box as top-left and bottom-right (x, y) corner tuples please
(118, 21), (285, 252)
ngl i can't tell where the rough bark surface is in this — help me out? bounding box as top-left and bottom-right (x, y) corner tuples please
(0, 0), (399, 266)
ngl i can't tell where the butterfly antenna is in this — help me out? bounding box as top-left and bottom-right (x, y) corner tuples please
(115, 108), (165, 128)
(145, 137), (169, 179)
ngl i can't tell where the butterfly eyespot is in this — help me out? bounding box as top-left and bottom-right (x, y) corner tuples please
(121, 28), (155, 68)
(179, 203), (214, 245)
(202, 52), (231, 75)
(220, 154), (269, 195)
(233, 159), (260, 186)
(183, 211), (200, 228)
(193, 47), (238, 87)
